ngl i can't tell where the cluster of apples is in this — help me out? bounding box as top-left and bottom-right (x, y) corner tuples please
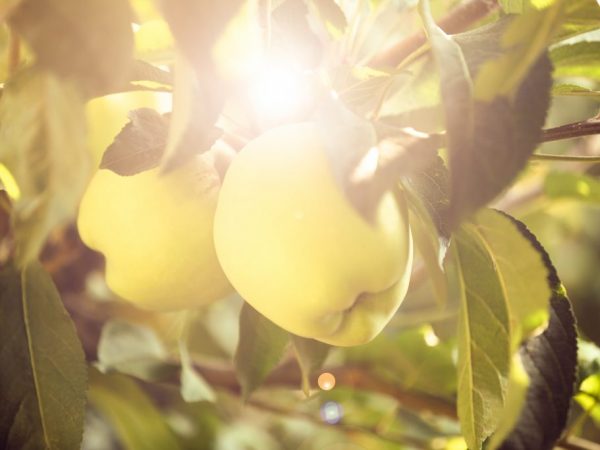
(77, 123), (413, 346)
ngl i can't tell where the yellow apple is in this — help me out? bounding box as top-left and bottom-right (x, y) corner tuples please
(77, 152), (233, 311)
(214, 123), (413, 346)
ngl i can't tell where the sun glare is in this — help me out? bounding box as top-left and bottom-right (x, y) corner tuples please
(247, 60), (311, 125)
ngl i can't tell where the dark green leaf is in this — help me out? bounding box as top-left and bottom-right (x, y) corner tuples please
(100, 108), (169, 176)
(449, 30), (553, 225)
(0, 69), (91, 266)
(0, 262), (87, 449)
(9, 0), (134, 95)
(499, 292), (578, 449)
(471, 3), (564, 101)
(292, 335), (330, 396)
(234, 303), (290, 399)
(544, 170), (600, 202)
(88, 368), (182, 450)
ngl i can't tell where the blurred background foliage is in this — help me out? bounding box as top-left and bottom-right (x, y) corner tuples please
(1, 0), (600, 448)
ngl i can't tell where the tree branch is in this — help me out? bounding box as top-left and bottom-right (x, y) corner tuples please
(541, 118), (600, 143)
(191, 359), (457, 420)
(370, 0), (500, 67)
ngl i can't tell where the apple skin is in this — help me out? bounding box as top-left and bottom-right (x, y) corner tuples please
(77, 153), (233, 311)
(214, 123), (413, 346)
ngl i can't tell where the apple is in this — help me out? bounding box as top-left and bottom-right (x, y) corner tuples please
(77, 151), (233, 311)
(214, 123), (413, 346)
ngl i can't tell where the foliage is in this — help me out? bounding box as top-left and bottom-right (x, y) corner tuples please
(0, 0), (599, 449)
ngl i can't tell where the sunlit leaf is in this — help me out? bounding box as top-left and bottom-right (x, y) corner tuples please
(575, 373), (600, 426)
(552, 41), (600, 81)
(9, 0), (134, 95)
(0, 69), (91, 266)
(552, 83), (600, 97)
(0, 262), (87, 449)
(453, 226), (512, 450)
(234, 303), (290, 399)
(554, 0), (600, 41)
(471, 210), (552, 343)
(487, 354), (530, 450)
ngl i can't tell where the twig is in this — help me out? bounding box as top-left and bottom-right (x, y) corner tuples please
(541, 118), (600, 143)
(189, 360), (457, 419)
(555, 436), (600, 450)
(531, 153), (600, 162)
(370, 0), (500, 67)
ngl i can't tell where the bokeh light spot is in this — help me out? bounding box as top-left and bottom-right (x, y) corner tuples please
(318, 372), (336, 391)
(320, 401), (343, 424)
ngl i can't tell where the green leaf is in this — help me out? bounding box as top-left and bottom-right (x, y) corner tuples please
(178, 339), (216, 403)
(487, 354), (530, 450)
(554, 0), (600, 41)
(96, 320), (173, 381)
(473, 1), (565, 101)
(100, 108), (169, 176)
(234, 303), (290, 399)
(450, 28), (553, 224)
(499, 292), (578, 449)
(552, 41), (600, 81)
(453, 225), (512, 450)
(544, 170), (600, 202)
(9, 0), (134, 95)
(419, 0), (474, 162)
(0, 262), (87, 449)
(552, 83), (600, 97)
(292, 335), (330, 396)
(472, 210), (552, 343)
(159, 52), (221, 172)
(0, 69), (91, 266)
(575, 373), (600, 426)
(157, 0), (242, 170)
(88, 368), (182, 450)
